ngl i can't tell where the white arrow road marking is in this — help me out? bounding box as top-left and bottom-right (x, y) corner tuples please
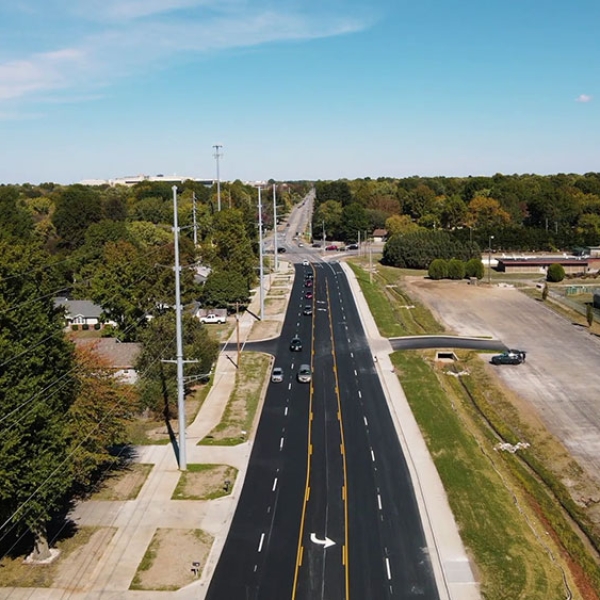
(310, 533), (336, 549)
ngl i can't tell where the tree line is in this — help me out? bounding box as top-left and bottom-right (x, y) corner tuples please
(312, 173), (600, 252)
(0, 178), (310, 561)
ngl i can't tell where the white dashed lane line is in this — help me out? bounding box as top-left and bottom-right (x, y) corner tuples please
(272, 478), (278, 492)
(258, 533), (265, 552)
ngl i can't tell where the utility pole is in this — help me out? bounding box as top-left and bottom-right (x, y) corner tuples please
(488, 235), (494, 285)
(369, 238), (373, 284)
(213, 144), (223, 212)
(192, 192), (198, 247)
(322, 220), (326, 252)
(172, 186), (187, 471)
(258, 186), (265, 319)
(358, 230), (361, 257)
(273, 183), (278, 272)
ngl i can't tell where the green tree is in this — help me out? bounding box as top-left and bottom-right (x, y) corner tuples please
(0, 185), (34, 241)
(136, 313), (219, 416)
(546, 263), (565, 282)
(465, 258), (485, 279)
(447, 258), (466, 280)
(385, 214), (420, 237)
(428, 259), (448, 280)
(339, 203), (370, 243)
(202, 271), (250, 308)
(586, 304), (594, 328)
(52, 185), (103, 250)
(0, 243), (77, 559)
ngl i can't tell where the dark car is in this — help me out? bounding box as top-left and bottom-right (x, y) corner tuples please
(290, 336), (302, 352)
(303, 305), (313, 316)
(305, 291), (313, 300)
(277, 247), (287, 253)
(491, 352), (523, 365)
(346, 243), (359, 250)
(311, 243), (321, 248)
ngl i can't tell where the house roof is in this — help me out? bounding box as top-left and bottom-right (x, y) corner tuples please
(74, 338), (142, 369)
(55, 298), (103, 319)
(372, 228), (388, 237)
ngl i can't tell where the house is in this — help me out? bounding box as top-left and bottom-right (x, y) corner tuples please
(54, 297), (107, 329)
(74, 338), (142, 384)
(371, 229), (388, 243)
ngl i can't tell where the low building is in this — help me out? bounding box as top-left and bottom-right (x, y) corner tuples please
(74, 338), (142, 384)
(55, 297), (105, 328)
(496, 257), (589, 276)
(372, 229), (388, 243)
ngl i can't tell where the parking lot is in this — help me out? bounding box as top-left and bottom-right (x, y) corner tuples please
(405, 277), (600, 485)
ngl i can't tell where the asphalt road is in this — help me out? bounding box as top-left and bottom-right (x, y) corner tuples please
(207, 260), (439, 599)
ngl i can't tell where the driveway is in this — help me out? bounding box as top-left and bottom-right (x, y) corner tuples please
(404, 277), (600, 485)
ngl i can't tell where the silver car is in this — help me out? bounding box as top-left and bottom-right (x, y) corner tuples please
(271, 367), (284, 383)
(297, 364), (312, 383)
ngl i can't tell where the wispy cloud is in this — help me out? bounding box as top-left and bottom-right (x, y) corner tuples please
(575, 94), (592, 103)
(0, 1), (369, 109)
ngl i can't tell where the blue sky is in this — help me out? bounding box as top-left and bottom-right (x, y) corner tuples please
(1, 0), (598, 184)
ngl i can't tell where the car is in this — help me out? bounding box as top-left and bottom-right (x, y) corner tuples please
(490, 352), (523, 365)
(507, 348), (527, 361)
(271, 367), (284, 383)
(290, 336), (303, 352)
(199, 313), (226, 324)
(303, 305), (313, 316)
(277, 247), (287, 253)
(303, 259), (310, 266)
(346, 243), (359, 250)
(298, 242), (304, 247)
(305, 291), (313, 300)
(311, 243), (321, 248)
(297, 364), (312, 383)
(305, 279), (313, 287)
(325, 244), (338, 251)
(305, 272), (314, 279)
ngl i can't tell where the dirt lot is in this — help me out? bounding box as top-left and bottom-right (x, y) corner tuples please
(405, 277), (600, 486)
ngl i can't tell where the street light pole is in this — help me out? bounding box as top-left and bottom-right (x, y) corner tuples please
(488, 235), (494, 285)
(213, 144), (223, 212)
(258, 186), (264, 319)
(273, 184), (278, 273)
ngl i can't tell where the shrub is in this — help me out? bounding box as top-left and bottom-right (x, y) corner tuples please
(465, 258), (485, 280)
(71, 324), (79, 331)
(94, 323), (101, 330)
(428, 259), (448, 280)
(547, 263), (565, 282)
(82, 324), (90, 330)
(447, 258), (466, 280)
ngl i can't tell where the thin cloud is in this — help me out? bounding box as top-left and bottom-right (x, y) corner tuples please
(575, 94), (592, 103)
(0, 1), (370, 107)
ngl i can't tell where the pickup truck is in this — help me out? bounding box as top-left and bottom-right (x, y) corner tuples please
(200, 313), (226, 324)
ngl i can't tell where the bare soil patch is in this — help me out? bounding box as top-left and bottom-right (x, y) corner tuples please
(172, 464), (238, 500)
(130, 528), (213, 591)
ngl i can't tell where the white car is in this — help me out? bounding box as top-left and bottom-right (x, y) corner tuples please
(271, 367), (284, 383)
(303, 259), (309, 266)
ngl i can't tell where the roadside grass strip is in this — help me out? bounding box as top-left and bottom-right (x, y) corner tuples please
(393, 351), (569, 599)
(172, 463), (238, 500)
(199, 352), (270, 445)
